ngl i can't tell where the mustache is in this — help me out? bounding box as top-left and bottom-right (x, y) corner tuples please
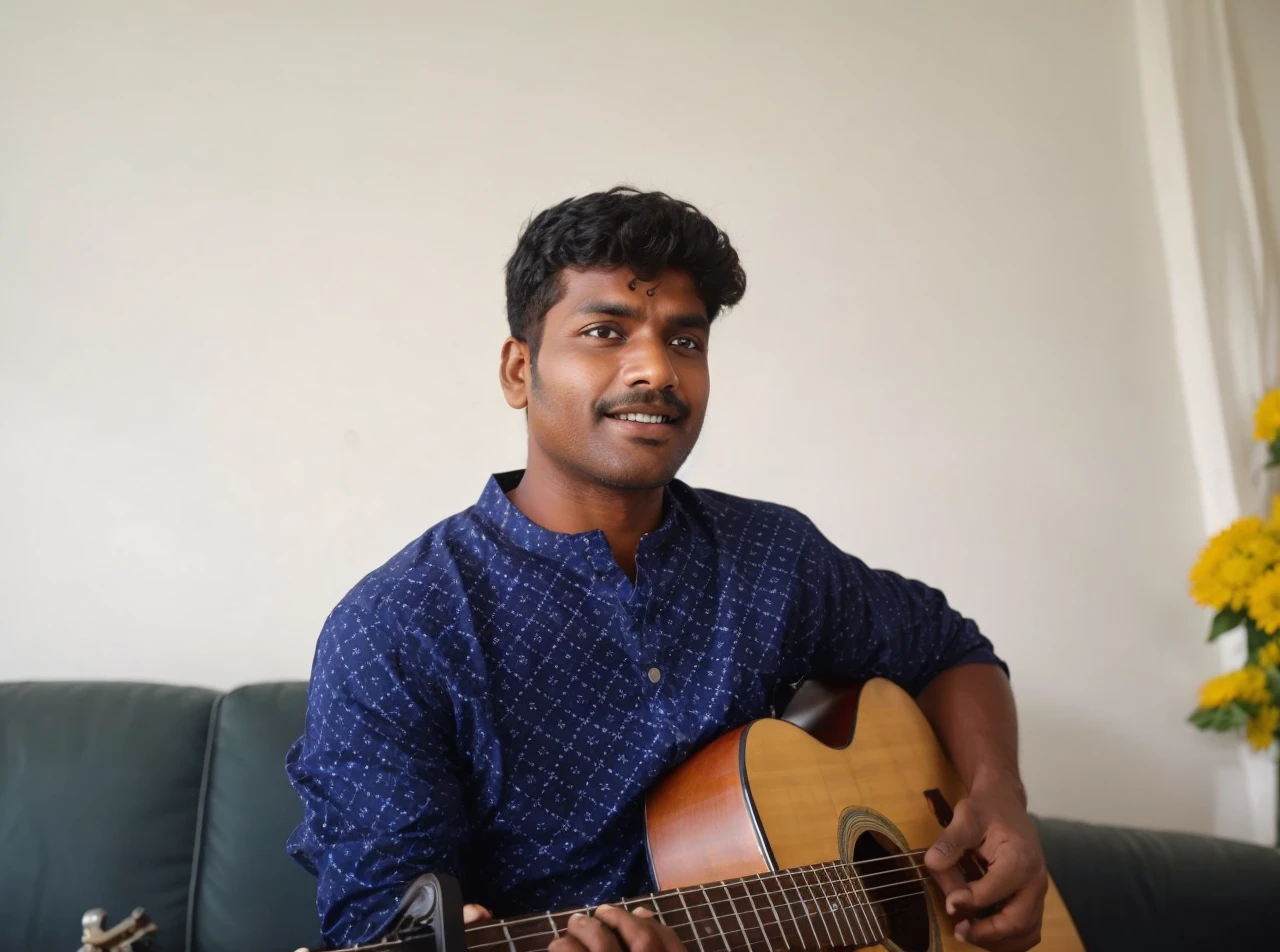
(597, 390), (690, 419)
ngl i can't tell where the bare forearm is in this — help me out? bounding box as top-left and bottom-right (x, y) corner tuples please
(916, 662), (1025, 807)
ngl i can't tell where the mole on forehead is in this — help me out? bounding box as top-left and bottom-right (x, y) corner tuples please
(627, 277), (661, 297)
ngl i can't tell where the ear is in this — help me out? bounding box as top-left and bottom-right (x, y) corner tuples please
(499, 337), (531, 410)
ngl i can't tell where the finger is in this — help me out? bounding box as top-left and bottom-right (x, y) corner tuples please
(549, 936), (591, 952)
(463, 904), (494, 924)
(566, 911), (623, 952)
(957, 878), (1046, 951)
(593, 905), (670, 952)
(623, 906), (684, 952)
(924, 800), (984, 910)
(956, 840), (1043, 913)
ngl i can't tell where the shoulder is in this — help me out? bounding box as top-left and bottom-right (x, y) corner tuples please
(318, 505), (490, 661)
(671, 481), (826, 553)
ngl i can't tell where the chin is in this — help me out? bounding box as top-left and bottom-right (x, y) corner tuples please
(593, 470), (675, 493)
(589, 457), (684, 492)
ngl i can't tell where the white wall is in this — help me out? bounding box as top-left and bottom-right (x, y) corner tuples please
(1233, 0), (1280, 266)
(0, 1), (1249, 837)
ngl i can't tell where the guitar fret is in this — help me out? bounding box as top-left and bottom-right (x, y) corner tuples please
(816, 862), (866, 947)
(623, 893), (681, 937)
(649, 889), (703, 952)
(698, 884), (734, 952)
(733, 876), (776, 951)
(744, 873), (794, 951)
(842, 860), (883, 946)
(844, 862), (880, 946)
(670, 888), (709, 952)
(781, 870), (824, 949)
(801, 868), (841, 948)
(465, 859), (904, 952)
(498, 912), (560, 952)
(808, 864), (839, 946)
(719, 881), (766, 951)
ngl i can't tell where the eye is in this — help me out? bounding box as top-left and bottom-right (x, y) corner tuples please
(584, 326), (623, 340)
(671, 335), (703, 351)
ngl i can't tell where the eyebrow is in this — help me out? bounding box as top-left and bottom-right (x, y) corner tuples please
(576, 300), (711, 333)
(576, 301), (639, 319)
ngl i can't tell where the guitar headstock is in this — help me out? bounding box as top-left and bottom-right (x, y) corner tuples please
(77, 907), (159, 952)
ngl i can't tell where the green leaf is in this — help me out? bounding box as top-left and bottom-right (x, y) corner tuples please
(1267, 438), (1280, 469)
(1209, 608), (1247, 641)
(1188, 703), (1253, 731)
(1234, 700), (1260, 719)
(1188, 707), (1222, 730)
(1246, 618), (1270, 658)
(1265, 665), (1280, 700)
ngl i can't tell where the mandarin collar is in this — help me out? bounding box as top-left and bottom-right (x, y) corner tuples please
(475, 470), (688, 567)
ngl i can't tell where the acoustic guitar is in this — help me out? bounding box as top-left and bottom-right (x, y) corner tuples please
(81, 678), (1084, 952)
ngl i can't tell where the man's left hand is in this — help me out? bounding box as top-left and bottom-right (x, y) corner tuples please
(923, 788), (1048, 951)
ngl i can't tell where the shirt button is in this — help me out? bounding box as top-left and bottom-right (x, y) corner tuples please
(646, 666), (662, 684)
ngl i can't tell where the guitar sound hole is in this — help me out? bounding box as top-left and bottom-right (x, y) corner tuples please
(853, 831), (931, 952)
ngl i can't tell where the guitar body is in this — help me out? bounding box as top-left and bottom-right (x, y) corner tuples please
(644, 679), (1084, 952)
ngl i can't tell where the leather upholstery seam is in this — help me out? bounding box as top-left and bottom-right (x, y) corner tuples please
(186, 691), (225, 952)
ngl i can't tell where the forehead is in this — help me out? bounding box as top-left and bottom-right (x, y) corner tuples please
(553, 266), (705, 315)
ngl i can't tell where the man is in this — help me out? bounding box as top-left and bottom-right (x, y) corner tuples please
(286, 187), (1047, 952)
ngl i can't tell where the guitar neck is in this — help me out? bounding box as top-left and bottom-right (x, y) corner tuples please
(466, 860), (902, 952)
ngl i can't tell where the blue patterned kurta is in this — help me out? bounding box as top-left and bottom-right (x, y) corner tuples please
(285, 471), (1003, 948)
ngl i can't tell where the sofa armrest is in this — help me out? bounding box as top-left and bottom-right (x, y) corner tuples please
(1036, 816), (1278, 950)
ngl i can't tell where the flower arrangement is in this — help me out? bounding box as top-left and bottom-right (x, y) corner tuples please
(1187, 388), (1280, 751)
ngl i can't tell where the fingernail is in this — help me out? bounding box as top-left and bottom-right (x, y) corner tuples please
(569, 913), (586, 921)
(945, 898), (955, 915)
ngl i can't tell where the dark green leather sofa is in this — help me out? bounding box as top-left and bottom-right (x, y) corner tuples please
(2, 681), (1277, 952)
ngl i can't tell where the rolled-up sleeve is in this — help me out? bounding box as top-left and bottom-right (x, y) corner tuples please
(285, 602), (466, 949)
(791, 519), (1007, 695)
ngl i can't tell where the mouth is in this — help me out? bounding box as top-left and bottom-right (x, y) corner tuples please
(605, 410), (679, 426)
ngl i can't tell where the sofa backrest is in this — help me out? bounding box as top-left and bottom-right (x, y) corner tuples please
(0, 681), (319, 952)
(190, 683), (319, 952)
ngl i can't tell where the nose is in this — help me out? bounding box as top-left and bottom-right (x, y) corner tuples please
(622, 331), (679, 392)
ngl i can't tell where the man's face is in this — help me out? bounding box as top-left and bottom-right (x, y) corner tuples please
(502, 266), (710, 491)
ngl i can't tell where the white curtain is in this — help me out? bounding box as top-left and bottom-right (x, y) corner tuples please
(1134, 0), (1280, 844)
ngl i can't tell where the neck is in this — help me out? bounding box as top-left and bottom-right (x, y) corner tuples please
(450, 855), (928, 952)
(507, 457), (666, 580)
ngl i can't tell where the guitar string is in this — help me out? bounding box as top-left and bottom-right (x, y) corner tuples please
(462, 848), (932, 938)
(461, 879), (933, 952)
(350, 879), (931, 952)
(462, 861), (938, 952)
(353, 866), (935, 952)
(460, 859), (931, 946)
(335, 852), (940, 952)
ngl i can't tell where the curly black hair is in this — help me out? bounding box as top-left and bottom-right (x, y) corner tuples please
(504, 186), (747, 356)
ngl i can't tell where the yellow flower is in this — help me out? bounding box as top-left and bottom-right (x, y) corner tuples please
(1198, 666), (1270, 709)
(1249, 569), (1280, 635)
(1189, 517), (1279, 610)
(1247, 705), (1280, 751)
(1269, 496), (1280, 534)
(1255, 388), (1280, 443)
(1258, 639), (1280, 669)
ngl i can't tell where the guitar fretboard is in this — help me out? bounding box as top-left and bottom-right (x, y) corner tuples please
(466, 858), (926, 952)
